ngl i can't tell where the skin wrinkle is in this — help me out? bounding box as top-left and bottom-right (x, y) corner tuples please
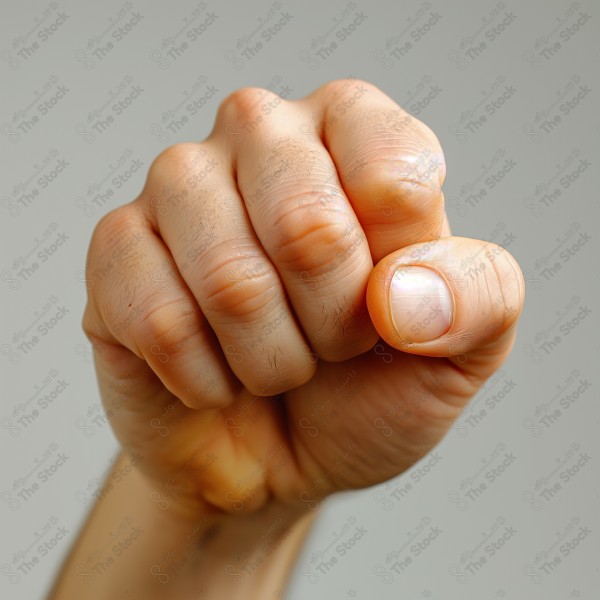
(203, 272), (275, 315)
(487, 247), (522, 338)
(56, 79), (525, 599)
(267, 193), (348, 234)
(333, 298), (347, 337)
(197, 239), (265, 275)
(222, 98), (378, 363)
(274, 220), (355, 271)
(325, 99), (446, 191)
(347, 152), (443, 194)
(252, 169), (340, 209)
(205, 285), (285, 324)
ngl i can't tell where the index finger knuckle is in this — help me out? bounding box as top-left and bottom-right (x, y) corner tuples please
(216, 86), (284, 131)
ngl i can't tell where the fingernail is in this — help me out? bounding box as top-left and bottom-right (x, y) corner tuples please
(389, 266), (452, 342)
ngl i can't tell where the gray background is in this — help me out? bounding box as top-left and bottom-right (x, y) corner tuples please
(1, 0), (598, 598)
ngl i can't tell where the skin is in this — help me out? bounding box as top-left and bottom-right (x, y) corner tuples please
(50, 79), (524, 599)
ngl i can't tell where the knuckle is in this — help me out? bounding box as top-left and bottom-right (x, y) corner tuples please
(347, 146), (443, 193)
(87, 206), (139, 280)
(318, 78), (378, 102)
(273, 206), (360, 274)
(202, 252), (280, 319)
(90, 204), (133, 246)
(144, 143), (218, 214)
(81, 302), (102, 344)
(145, 142), (208, 195)
(338, 107), (447, 191)
(87, 207), (146, 288)
(218, 86), (281, 126)
(148, 142), (203, 179)
(132, 297), (202, 361)
(346, 153), (445, 224)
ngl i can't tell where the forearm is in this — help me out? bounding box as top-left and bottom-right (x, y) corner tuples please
(49, 450), (316, 599)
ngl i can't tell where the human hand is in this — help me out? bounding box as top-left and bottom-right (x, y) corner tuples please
(82, 79), (524, 521)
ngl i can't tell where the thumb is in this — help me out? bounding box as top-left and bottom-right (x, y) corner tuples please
(366, 236), (525, 383)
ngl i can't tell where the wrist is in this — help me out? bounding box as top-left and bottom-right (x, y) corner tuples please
(127, 451), (319, 598)
(194, 503), (317, 599)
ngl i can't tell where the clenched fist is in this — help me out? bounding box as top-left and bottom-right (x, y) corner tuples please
(82, 80), (524, 520)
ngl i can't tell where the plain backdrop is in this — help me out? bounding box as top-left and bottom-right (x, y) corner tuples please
(1, 1), (598, 598)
